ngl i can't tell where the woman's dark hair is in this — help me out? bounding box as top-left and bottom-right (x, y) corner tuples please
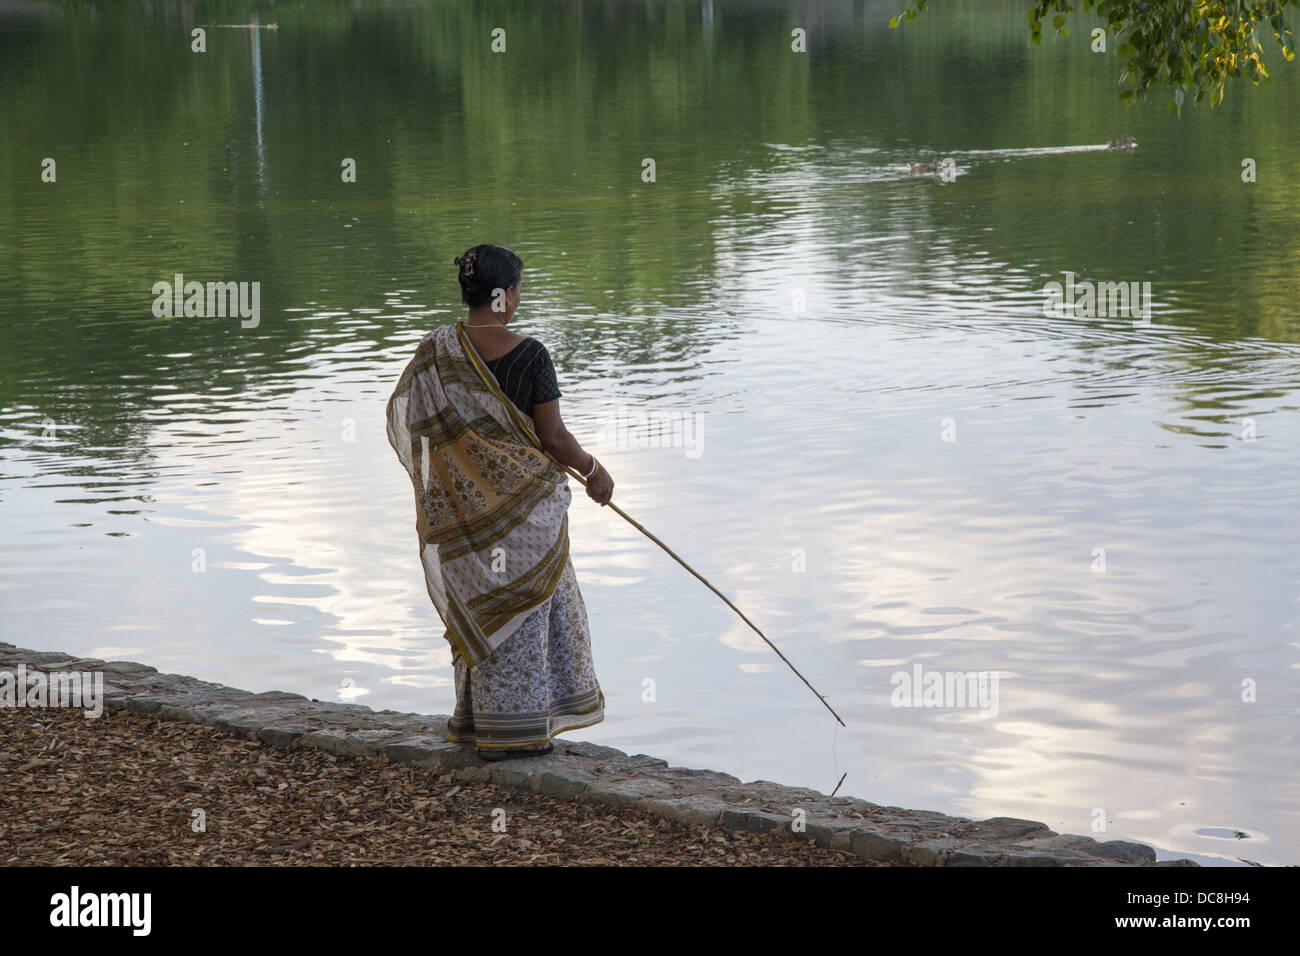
(454, 244), (524, 307)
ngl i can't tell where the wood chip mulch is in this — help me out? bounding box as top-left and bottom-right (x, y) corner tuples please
(0, 707), (876, 866)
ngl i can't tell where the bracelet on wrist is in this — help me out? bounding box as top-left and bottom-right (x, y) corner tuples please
(581, 454), (599, 480)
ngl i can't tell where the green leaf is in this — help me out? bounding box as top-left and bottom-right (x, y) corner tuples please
(887, 0), (1298, 110)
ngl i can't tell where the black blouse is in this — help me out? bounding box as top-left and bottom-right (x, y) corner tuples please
(482, 338), (562, 418)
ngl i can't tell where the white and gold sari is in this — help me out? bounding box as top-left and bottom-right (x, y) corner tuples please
(386, 322), (604, 750)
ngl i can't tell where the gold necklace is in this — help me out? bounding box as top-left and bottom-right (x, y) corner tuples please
(462, 321), (506, 329)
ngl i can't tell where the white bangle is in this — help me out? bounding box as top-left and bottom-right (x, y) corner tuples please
(581, 454), (599, 480)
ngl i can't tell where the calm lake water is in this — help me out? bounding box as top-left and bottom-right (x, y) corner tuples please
(2, 1), (1298, 865)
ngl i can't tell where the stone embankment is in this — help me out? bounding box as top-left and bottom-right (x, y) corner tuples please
(0, 642), (1198, 867)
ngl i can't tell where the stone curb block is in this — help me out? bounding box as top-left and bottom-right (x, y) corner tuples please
(300, 729), (408, 759)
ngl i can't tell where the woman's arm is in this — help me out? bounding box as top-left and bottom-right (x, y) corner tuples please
(532, 399), (614, 505)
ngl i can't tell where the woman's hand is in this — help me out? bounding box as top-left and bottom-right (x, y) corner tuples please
(585, 464), (614, 506)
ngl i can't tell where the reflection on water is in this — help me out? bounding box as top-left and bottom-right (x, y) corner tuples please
(251, 14), (267, 194)
(1, 0), (1298, 865)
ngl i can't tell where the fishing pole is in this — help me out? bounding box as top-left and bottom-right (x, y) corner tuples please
(554, 457), (847, 728)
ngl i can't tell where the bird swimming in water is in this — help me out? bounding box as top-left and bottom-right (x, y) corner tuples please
(1107, 135), (1137, 150)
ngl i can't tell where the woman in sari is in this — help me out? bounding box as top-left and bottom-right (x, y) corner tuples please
(386, 244), (614, 761)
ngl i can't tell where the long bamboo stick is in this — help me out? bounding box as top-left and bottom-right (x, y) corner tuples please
(554, 457), (846, 728)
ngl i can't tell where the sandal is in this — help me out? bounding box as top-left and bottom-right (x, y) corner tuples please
(476, 743), (554, 762)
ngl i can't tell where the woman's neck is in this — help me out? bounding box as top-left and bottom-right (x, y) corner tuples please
(465, 309), (509, 328)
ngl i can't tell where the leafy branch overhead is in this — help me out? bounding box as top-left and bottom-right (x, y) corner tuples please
(889, 0), (1297, 112)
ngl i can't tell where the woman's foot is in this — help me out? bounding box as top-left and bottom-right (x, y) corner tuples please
(476, 742), (554, 762)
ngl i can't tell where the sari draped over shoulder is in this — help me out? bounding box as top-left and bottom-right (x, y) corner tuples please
(385, 322), (573, 669)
